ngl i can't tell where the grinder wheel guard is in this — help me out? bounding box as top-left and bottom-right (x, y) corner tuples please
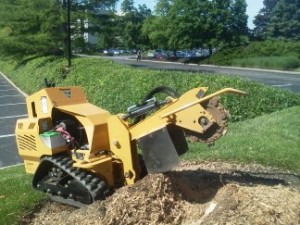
(186, 96), (229, 143)
(136, 87), (229, 143)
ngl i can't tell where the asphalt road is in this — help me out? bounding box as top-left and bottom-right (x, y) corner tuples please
(0, 72), (26, 168)
(112, 57), (300, 93)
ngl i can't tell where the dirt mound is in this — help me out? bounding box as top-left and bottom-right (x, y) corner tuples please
(24, 162), (300, 225)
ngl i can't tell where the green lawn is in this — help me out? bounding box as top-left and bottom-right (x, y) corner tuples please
(0, 166), (46, 225)
(184, 106), (300, 172)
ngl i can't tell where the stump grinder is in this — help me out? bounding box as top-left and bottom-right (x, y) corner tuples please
(16, 84), (246, 207)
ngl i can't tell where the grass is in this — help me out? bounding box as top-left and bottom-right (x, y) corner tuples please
(231, 56), (300, 71)
(0, 166), (46, 225)
(184, 106), (300, 172)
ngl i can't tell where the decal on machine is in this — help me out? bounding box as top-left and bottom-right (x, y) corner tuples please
(60, 88), (72, 98)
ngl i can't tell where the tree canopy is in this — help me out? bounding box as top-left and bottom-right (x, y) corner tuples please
(142, 0), (248, 50)
(119, 1), (152, 49)
(0, 0), (118, 57)
(0, 0), (65, 58)
(0, 0), (298, 59)
(253, 0), (300, 40)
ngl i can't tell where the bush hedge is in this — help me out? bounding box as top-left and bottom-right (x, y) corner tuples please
(206, 40), (300, 69)
(1, 56), (300, 122)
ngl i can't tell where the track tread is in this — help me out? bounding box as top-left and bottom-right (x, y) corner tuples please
(34, 155), (111, 207)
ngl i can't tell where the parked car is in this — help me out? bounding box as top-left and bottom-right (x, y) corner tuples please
(196, 49), (210, 57)
(175, 51), (186, 58)
(103, 49), (121, 56)
(147, 49), (167, 58)
(147, 50), (155, 58)
(111, 49), (121, 55)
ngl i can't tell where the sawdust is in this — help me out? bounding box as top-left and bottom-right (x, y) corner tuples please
(23, 161), (300, 225)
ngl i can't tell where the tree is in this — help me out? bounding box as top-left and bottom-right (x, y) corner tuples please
(143, 0), (248, 51)
(253, 0), (300, 40)
(142, 16), (169, 49)
(0, 0), (65, 58)
(120, 0), (152, 49)
(121, 0), (135, 13)
(268, 0), (300, 40)
(143, 0), (214, 50)
(0, 0), (118, 57)
(72, 0), (118, 50)
(216, 0), (248, 46)
(140, 0), (171, 49)
(253, 0), (277, 39)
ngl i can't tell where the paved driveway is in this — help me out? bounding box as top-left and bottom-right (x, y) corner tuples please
(0, 72), (27, 167)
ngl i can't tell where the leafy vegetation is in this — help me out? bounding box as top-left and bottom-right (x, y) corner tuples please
(206, 40), (300, 70)
(0, 0), (118, 57)
(0, 166), (46, 225)
(1, 56), (300, 123)
(143, 0), (248, 50)
(119, 0), (152, 49)
(231, 56), (300, 70)
(253, 0), (300, 40)
(0, 0), (65, 58)
(0, 0), (250, 57)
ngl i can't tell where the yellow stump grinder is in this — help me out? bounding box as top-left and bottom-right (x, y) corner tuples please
(16, 84), (246, 207)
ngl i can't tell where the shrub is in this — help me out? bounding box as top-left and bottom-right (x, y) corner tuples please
(206, 40), (300, 69)
(232, 56), (300, 70)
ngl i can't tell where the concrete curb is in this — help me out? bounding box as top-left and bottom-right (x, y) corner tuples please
(0, 163), (24, 170)
(126, 58), (300, 75)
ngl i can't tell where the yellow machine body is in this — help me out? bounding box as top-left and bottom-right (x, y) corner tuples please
(16, 85), (246, 206)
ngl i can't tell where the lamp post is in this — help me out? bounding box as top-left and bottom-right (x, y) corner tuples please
(67, 0), (71, 67)
(63, 0), (71, 67)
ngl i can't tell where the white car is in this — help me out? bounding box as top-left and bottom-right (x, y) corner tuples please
(147, 50), (155, 58)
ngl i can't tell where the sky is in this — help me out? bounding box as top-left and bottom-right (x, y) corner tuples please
(124, 0), (264, 29)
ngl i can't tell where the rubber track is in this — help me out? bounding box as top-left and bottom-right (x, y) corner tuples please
(35, 155), (111, 207)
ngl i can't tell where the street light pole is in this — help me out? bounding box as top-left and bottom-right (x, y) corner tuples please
(63, 0), (72, 67)
(67, 0), (71, 67)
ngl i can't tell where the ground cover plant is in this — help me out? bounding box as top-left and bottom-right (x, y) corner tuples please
(1, 56), (300, 122)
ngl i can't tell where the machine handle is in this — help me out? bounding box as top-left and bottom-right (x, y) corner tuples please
(161, 88), (247, 119)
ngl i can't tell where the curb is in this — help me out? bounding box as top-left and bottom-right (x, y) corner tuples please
(126, 58), (300, 75)
(0, 163), (24, 170)
(0, 71), (28, 97)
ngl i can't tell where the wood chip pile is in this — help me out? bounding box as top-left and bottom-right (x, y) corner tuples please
(24, 162), (300, 225)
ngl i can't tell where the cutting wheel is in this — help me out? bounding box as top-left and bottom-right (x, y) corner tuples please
(186, 96), (229, 143)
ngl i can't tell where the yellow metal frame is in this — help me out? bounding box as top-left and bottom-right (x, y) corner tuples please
(16, 86), (246, 189)
(107, 115), (141, 185)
